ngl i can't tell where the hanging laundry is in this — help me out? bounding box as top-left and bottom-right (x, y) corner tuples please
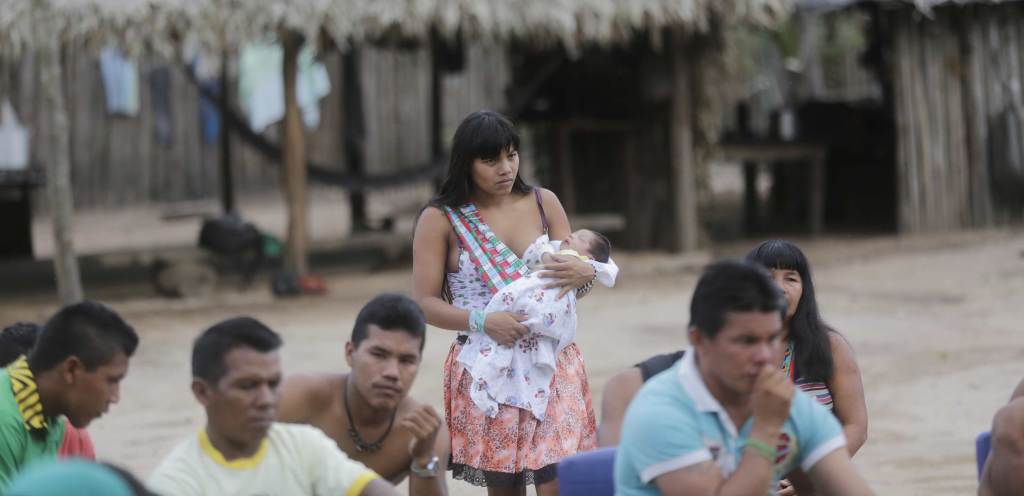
(190, 56), (223, 144)
(149, 67), (174, 146)
(198, 79), (222, 144)
(0, 99), (29, 170)
(238, 42), (330, 133)
(98, 47), (139, 116)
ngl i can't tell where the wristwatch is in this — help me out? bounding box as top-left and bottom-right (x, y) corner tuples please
(410, 455), (440, 478)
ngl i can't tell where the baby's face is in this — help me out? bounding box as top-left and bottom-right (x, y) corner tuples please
(562, 230), (597, 258)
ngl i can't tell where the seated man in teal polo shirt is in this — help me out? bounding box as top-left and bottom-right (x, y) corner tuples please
(615, 260), (872, 496)
(0, 301), (139, 488)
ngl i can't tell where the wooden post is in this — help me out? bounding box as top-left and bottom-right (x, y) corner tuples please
(342, 49), (369, 232)
(669, 30), (699, 252)
(281, 32), (309, 276)
(39, 29), (83, 303)
(219, 53), (235, 214)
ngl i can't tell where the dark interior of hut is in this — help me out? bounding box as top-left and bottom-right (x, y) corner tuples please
(508, 43), (677, 250)
(509, 39), (900, 250)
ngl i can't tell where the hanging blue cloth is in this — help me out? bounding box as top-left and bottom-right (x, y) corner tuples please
(98, 47), (139, 116)
(198, 77), (222, 144)
(149, 67), (174, 146)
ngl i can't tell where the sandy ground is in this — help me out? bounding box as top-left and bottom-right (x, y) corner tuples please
(6, 194), (1024, 495)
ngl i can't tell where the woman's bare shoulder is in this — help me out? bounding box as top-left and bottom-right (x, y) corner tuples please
(536, 187), (562, 205)
(416, 205), (453, 232)
(827, 331), (860, 368)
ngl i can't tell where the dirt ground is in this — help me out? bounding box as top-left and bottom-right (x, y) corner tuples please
(5, 204), (1024, 494)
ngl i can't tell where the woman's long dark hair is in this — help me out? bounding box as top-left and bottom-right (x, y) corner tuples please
(430, 110), (531, 208)
(745, 240), (834, 382)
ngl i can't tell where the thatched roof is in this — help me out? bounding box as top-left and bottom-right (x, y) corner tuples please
(0, 0), (794, 57)
(800, 0), (1020, 12)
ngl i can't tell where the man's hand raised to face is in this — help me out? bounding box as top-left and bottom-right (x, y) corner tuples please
(402, 404), (442, 463)
(751, 364), (794, 435)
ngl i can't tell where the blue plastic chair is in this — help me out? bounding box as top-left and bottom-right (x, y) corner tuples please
(976, 431), (992, 479)
(558, 447), (617, 496)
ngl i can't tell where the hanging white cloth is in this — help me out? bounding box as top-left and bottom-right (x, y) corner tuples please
(238, 42), (330, 133)
(0, 99), (29, 170)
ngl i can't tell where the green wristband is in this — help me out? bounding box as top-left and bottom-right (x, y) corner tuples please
(743, 438), (776, 462)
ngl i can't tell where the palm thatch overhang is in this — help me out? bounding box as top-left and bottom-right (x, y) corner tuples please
(800, 0), (1021, 13)
(1, 0), (794, 58)
(0, 0), (797, 298)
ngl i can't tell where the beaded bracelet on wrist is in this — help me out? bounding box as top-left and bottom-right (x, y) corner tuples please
(575, 273), (597, 298)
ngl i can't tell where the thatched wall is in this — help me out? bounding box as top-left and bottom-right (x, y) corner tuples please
(3, 43), (508, 209)
(888, 3), (1023, 232)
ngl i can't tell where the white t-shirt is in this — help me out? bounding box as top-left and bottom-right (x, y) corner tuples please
(148, 423), (380, 496)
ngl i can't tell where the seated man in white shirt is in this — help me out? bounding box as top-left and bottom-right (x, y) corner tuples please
(148, 317), (397, 496)
(614, 260), (872, 496)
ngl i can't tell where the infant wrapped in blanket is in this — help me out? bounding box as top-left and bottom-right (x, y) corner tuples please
(458, 229), (617, 420)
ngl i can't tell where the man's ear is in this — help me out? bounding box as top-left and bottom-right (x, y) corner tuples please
(58, 356), (85, 384)
(687, 326), (703, 350)
(192, 378), (213, 407)
(344, 342), (355, 367)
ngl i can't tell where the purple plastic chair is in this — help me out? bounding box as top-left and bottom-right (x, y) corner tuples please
(976, 431), (992, 479)
(558, 447), (617, 496)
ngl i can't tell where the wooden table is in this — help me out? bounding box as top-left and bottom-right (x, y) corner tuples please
(718, 142), (829, 235)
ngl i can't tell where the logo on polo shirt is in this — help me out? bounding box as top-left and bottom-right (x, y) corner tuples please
(775, 431), (797, 467)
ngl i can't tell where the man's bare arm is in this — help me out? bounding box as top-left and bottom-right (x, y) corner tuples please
(598, 368), (644, 447)
(980, 398), (1024, 496)
(806, 449), (873, 495)
(653, 439), (778, 496)
(402, 404), (448, 496)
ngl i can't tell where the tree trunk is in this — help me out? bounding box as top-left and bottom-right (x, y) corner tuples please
(39, 29), (83, 303)
(281, 32), (309, 276)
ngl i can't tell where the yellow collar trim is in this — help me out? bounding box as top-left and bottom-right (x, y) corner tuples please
(345, 472), (380, 496)
(8, 356), (48, 432)
(198, 428), (270, 470)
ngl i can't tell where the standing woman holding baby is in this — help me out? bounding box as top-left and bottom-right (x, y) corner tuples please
(412, 110), (598, 495)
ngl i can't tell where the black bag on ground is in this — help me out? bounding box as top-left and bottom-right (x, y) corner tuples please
(198, 214), (264, 285)
(199, 214), (262, 255)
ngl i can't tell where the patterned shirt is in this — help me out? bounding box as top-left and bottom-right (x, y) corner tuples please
(0, 357), (66, 489)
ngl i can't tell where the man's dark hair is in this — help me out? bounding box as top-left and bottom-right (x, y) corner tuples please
(192, 317), (282, 384)
(689, 260), (786, 339)
(0, 322), (41, 367)
(28, 302), (139, 372)
(351, 294), (426, 352)
(586, 230), (612, 264)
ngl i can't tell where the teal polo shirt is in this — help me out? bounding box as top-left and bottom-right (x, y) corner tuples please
(614, 348), (846, 496)
(0, 359), (66, 490)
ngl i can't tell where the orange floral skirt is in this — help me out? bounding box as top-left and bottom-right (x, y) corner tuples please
(444, 339), (597, 487)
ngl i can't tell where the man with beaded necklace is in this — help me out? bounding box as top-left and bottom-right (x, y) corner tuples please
(279, 294), (449, 496)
